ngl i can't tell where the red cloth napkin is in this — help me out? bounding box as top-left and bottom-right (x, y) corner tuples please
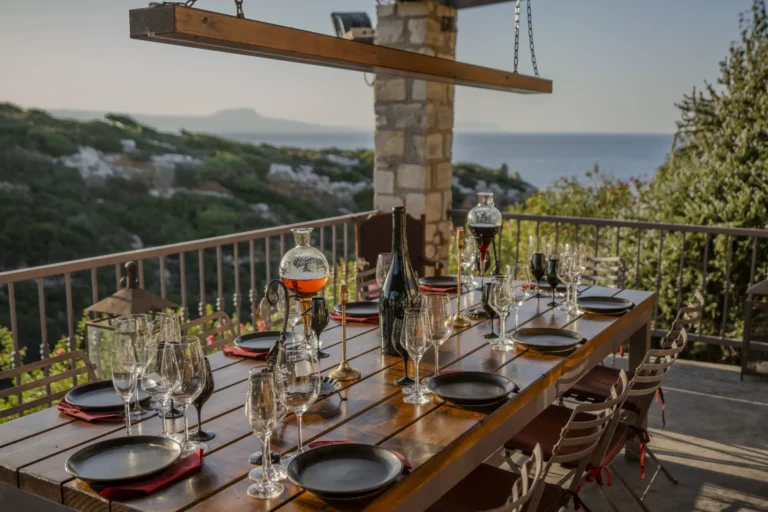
(57, 399), (125, 423)
(98, 449), (203, 500)
(308, 440), (412, 472)
(419, 285), (457, 294)
(329, 311), (379, 324)
(223, 345), (268, 359)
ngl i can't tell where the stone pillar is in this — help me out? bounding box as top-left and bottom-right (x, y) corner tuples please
(374, 0), (457, 275)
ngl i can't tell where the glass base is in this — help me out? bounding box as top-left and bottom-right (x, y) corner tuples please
(492, 336), (516, 352)
(483, 331), (498, 340)
(180, 440), (205, 456)
(420, 375), (434, 392)
(402, 384), (416, 395)
(161, 406), (184, 419)
(396, 375), (415, 387)
(189, 429), (215, 442)
(249, 451), (283, 465)
(249, 464), (287, 482)
(247, 481), (284, 500)
(280, 449), (306, 467)
(317, 349), (331, 359)
(169, 433), (184, 443)
(404, 391), (431, 405)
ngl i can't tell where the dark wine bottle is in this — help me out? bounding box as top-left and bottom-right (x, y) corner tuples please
(379, 206), (421, 357)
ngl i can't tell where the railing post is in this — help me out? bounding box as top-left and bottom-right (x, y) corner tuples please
(594, 226), (600, 257)
(8, 283), (21, 406)
(332, 224), (338, 304)
(249, 239), (257, 326)
(635, 229), (643, 288)
(37, 278), (51, 404)
(266, 237), (271, 281)
(749, 237), (758, 286)
(654, 231), (664, 324)
(180, 252), (188, 321)
(721, 236), (734, 339)
(615, 226), (621, 256)
(515, 219), (521, 265)
(115, 264), (121, 290)
(700, 234), (710, 334)
(159, 255), (167, 299)
(198, 248), (205, 318)
(344, 222), (349, 284)
(90, 268), (98, 319)
(138, 260), (145, 289)
(676, 232), (686, 312)
(233, 243), (241, 330)
(216, 246), (224, 312)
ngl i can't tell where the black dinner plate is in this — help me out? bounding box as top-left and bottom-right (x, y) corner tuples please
(65, 380), (150, 412)
(65, 435), (182, 484)
(235, 331), (293, 353)
(577, 296), (634, 314)
(427, 371), (517, 406)
(333, 301), (379, 317)
(418, 276), (460, 288)
(287, 444), (403, 497)
(512, 328), (582, 354)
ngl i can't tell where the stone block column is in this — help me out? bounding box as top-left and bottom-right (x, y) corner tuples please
(374, 0), (457, 274)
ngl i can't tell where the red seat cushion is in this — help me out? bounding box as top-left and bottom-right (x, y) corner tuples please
(568, 366), (654, 414)
(427, 463), (566, 512)
(503, 405), (599, 460)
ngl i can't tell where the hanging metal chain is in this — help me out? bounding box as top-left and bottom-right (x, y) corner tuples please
(234, 0), (245, 18)
(513, 0), (521, 73)
(527, 0), (539, 77)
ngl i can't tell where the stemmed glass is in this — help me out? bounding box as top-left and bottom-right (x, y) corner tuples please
(528, 236), (546, 298)
(248, 368), (289, 484)
(403, 308), (431, 405)
(460, 235), (478, 290)
(280, 343), (321, 466)
(481, 282), (498, 340)
(310, 297), (330, 359)
(376, 253), (392, 288)
(545, 249), (560, 308)
(162, 336), (206, 456)
(189, 357), (215, 450)
(489, 275), (514, 351)
(569, 251), (586, 312)
(506, 265), (532, 333)
(557, 253), (573, 311)
(141, 341), (173, 438)
(112, 337), (140, 436)
(246, 371), (284, 500)
(421, 294), (453, 388)
(114, 315), (150, 418)
(148, 313), (183, 420)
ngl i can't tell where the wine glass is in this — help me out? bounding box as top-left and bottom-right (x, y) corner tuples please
(403, 308), (431, 405)
(569, 251), (587, 312)
(545, 253), (560, 308)
(506, 265), (532, 333)
(114, 315), (150, 418)
(112, 338), (139, 436)
(189, 357), (215, 450)
(528, 236), (545, 298)
(481, 282), (498, 340)
(394, 314), (416, 393)
(310, 297), (330, 359)
(460, 235), (478, 290)
(557, 253), (573, 311)
(246, 371), (283, 500)
(141, 341), (174, 438)
(279, 343), (321, 466)
(489, 275), (514, 351)
(248, 368), (289, 483)
(376, 253), (392, 288)
(162, 336), (206, 456)
(148, 313), (183, 420)
(421, 294), (453, 387)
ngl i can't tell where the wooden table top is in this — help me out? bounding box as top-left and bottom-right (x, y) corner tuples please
(0, 285), (655, 512)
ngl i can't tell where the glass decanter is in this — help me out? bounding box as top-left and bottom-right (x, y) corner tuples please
(279, 228), (330, 298)
(467, 192), (502, 278)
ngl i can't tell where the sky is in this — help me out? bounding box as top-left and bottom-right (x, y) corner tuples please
(0, 0), (754, 133)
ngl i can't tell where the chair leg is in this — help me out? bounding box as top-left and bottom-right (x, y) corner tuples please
(611, 350), (617, 368)
(609, 464), (651, 512)
(596, 484), (623, 512)
(645, 446), (679, 484)
(502, 449), (521, 472)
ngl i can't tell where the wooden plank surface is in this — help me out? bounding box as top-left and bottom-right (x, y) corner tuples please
(0, 286), (656, 512)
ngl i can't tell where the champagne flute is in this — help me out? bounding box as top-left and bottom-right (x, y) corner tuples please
(280, 343), (321, 466)
(248, 368), (289, 483)
(376, 253), (392, 288)
(460, 235), (478, 290)
(569, 250), (587, 312)
(557, 253), (573, 311)
(141, 341), (173, 438)
(481, 282), (498, 340)
(162, 336), (206, 456)
(310, 297), (330, 359)
(506, 265), (532, 333)
(112, 339), (139, 437)
(246, 371), (283, 500)
(403, 308), (431, 405)
(489, 275), (514, 351)
(189, 357), (215, 449)
(114, 315), (150, 418)
(421, 294), (453, 387)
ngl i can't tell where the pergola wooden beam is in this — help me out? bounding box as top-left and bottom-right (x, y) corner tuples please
(129, 5), (552, 94)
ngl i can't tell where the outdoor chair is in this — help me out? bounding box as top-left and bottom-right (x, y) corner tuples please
(355, 266), (380, 301)
(0, 350), (98, 421)
(181, 311), (239, 354)
(581, 256), (627, 289)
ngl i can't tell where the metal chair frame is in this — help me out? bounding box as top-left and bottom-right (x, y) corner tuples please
(181, 311), (239, 354)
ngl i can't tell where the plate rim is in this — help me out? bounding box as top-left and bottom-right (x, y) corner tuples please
(333, 301), (379, 315)
(234, 331), (290, 352)
(418, 275), (460, 286)
(64, 435), (182, 483)
(576, 296), (634, 310)
(64, 380), (150, 412)
(427, 371), (516, 405)
(287, 443), (403, 496)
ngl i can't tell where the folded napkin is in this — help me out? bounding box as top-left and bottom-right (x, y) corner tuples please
(308, 440), (412, 472)
(223, 345), (268, 359)
(419, 285), (457, 294)
(57, 399), (125, 423)
(329, 311), (379, 324)
(98, 449), (203, 500)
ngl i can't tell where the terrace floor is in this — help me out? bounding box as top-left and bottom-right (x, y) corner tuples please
(497, 358), (768, 511)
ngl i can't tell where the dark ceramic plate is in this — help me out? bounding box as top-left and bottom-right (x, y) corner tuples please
(65, 435), (182, 484)
(418, 276), (460, 288)
(333, 301), (379, 317)
(65, 380), (150, 412)
(512, 328), (582, 354)
(427, 371), (517, 406)
(287, 444), (403, 497)
(235, 331), (293, 353)
(577, 296), (634, 314)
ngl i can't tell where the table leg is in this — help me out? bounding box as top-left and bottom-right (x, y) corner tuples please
(625, 315), (651, 461)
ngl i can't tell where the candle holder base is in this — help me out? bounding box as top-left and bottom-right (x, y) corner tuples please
(329, 360), (361, 381)
(453, 313), (471, 328)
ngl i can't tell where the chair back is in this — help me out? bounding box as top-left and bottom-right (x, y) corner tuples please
(493, 444), (545, 512)
(181, 311), (239, 354)
(0, 351), (98, 420)
(355, 267), (380, 301)
(581, 256), (627, 288)
(548, 369), (630, 493)
(665, 290), (703, 343)
(355, 212), (429, 276)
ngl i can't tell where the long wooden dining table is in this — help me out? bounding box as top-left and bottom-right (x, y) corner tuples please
(0, 284), (655, 512)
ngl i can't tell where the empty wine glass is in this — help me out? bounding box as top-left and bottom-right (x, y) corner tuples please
(506, 265), (532, 333)
(557, 253), (573, 311)
(141, 341), (173, 438)
(460, 234), (479, 290)
(421, 294), (453, 388)
(148, 313), (183, 420)
(162, 336), (206, 456)
(489, 275), (514, 351)
(569, 251), (587, 312)
(481, 282), (498, 340)
(248, 368), (289, 484)
(114, 315), (150, 418)
(246, 371), (283, 500)
(376, 252), (392, 288)
(112, 338), (139, 436)
(403, 308), (431, 405)
(280, 343), (321, 466)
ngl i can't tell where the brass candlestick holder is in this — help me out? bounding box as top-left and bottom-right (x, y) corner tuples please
(329, 284), (361, 380)
(453, 227), (472, 328)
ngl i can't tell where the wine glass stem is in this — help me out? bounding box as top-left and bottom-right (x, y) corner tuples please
(514, 308), (519, 331)
(261, 433), (271, 486)
(414, 360), (420, 395)
(124, 399), (132, 436)
(498, 315), (504, 337)
(183, 404), (190, 445)
(296, 413), (304, 454)
(502, 312), (508, 338)
(433, 346), (439, 378)
(160, 399), (168, 436)
(196, 406), (203, 432)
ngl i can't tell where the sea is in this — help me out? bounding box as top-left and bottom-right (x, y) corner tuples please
(228, 132), (674, 190)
